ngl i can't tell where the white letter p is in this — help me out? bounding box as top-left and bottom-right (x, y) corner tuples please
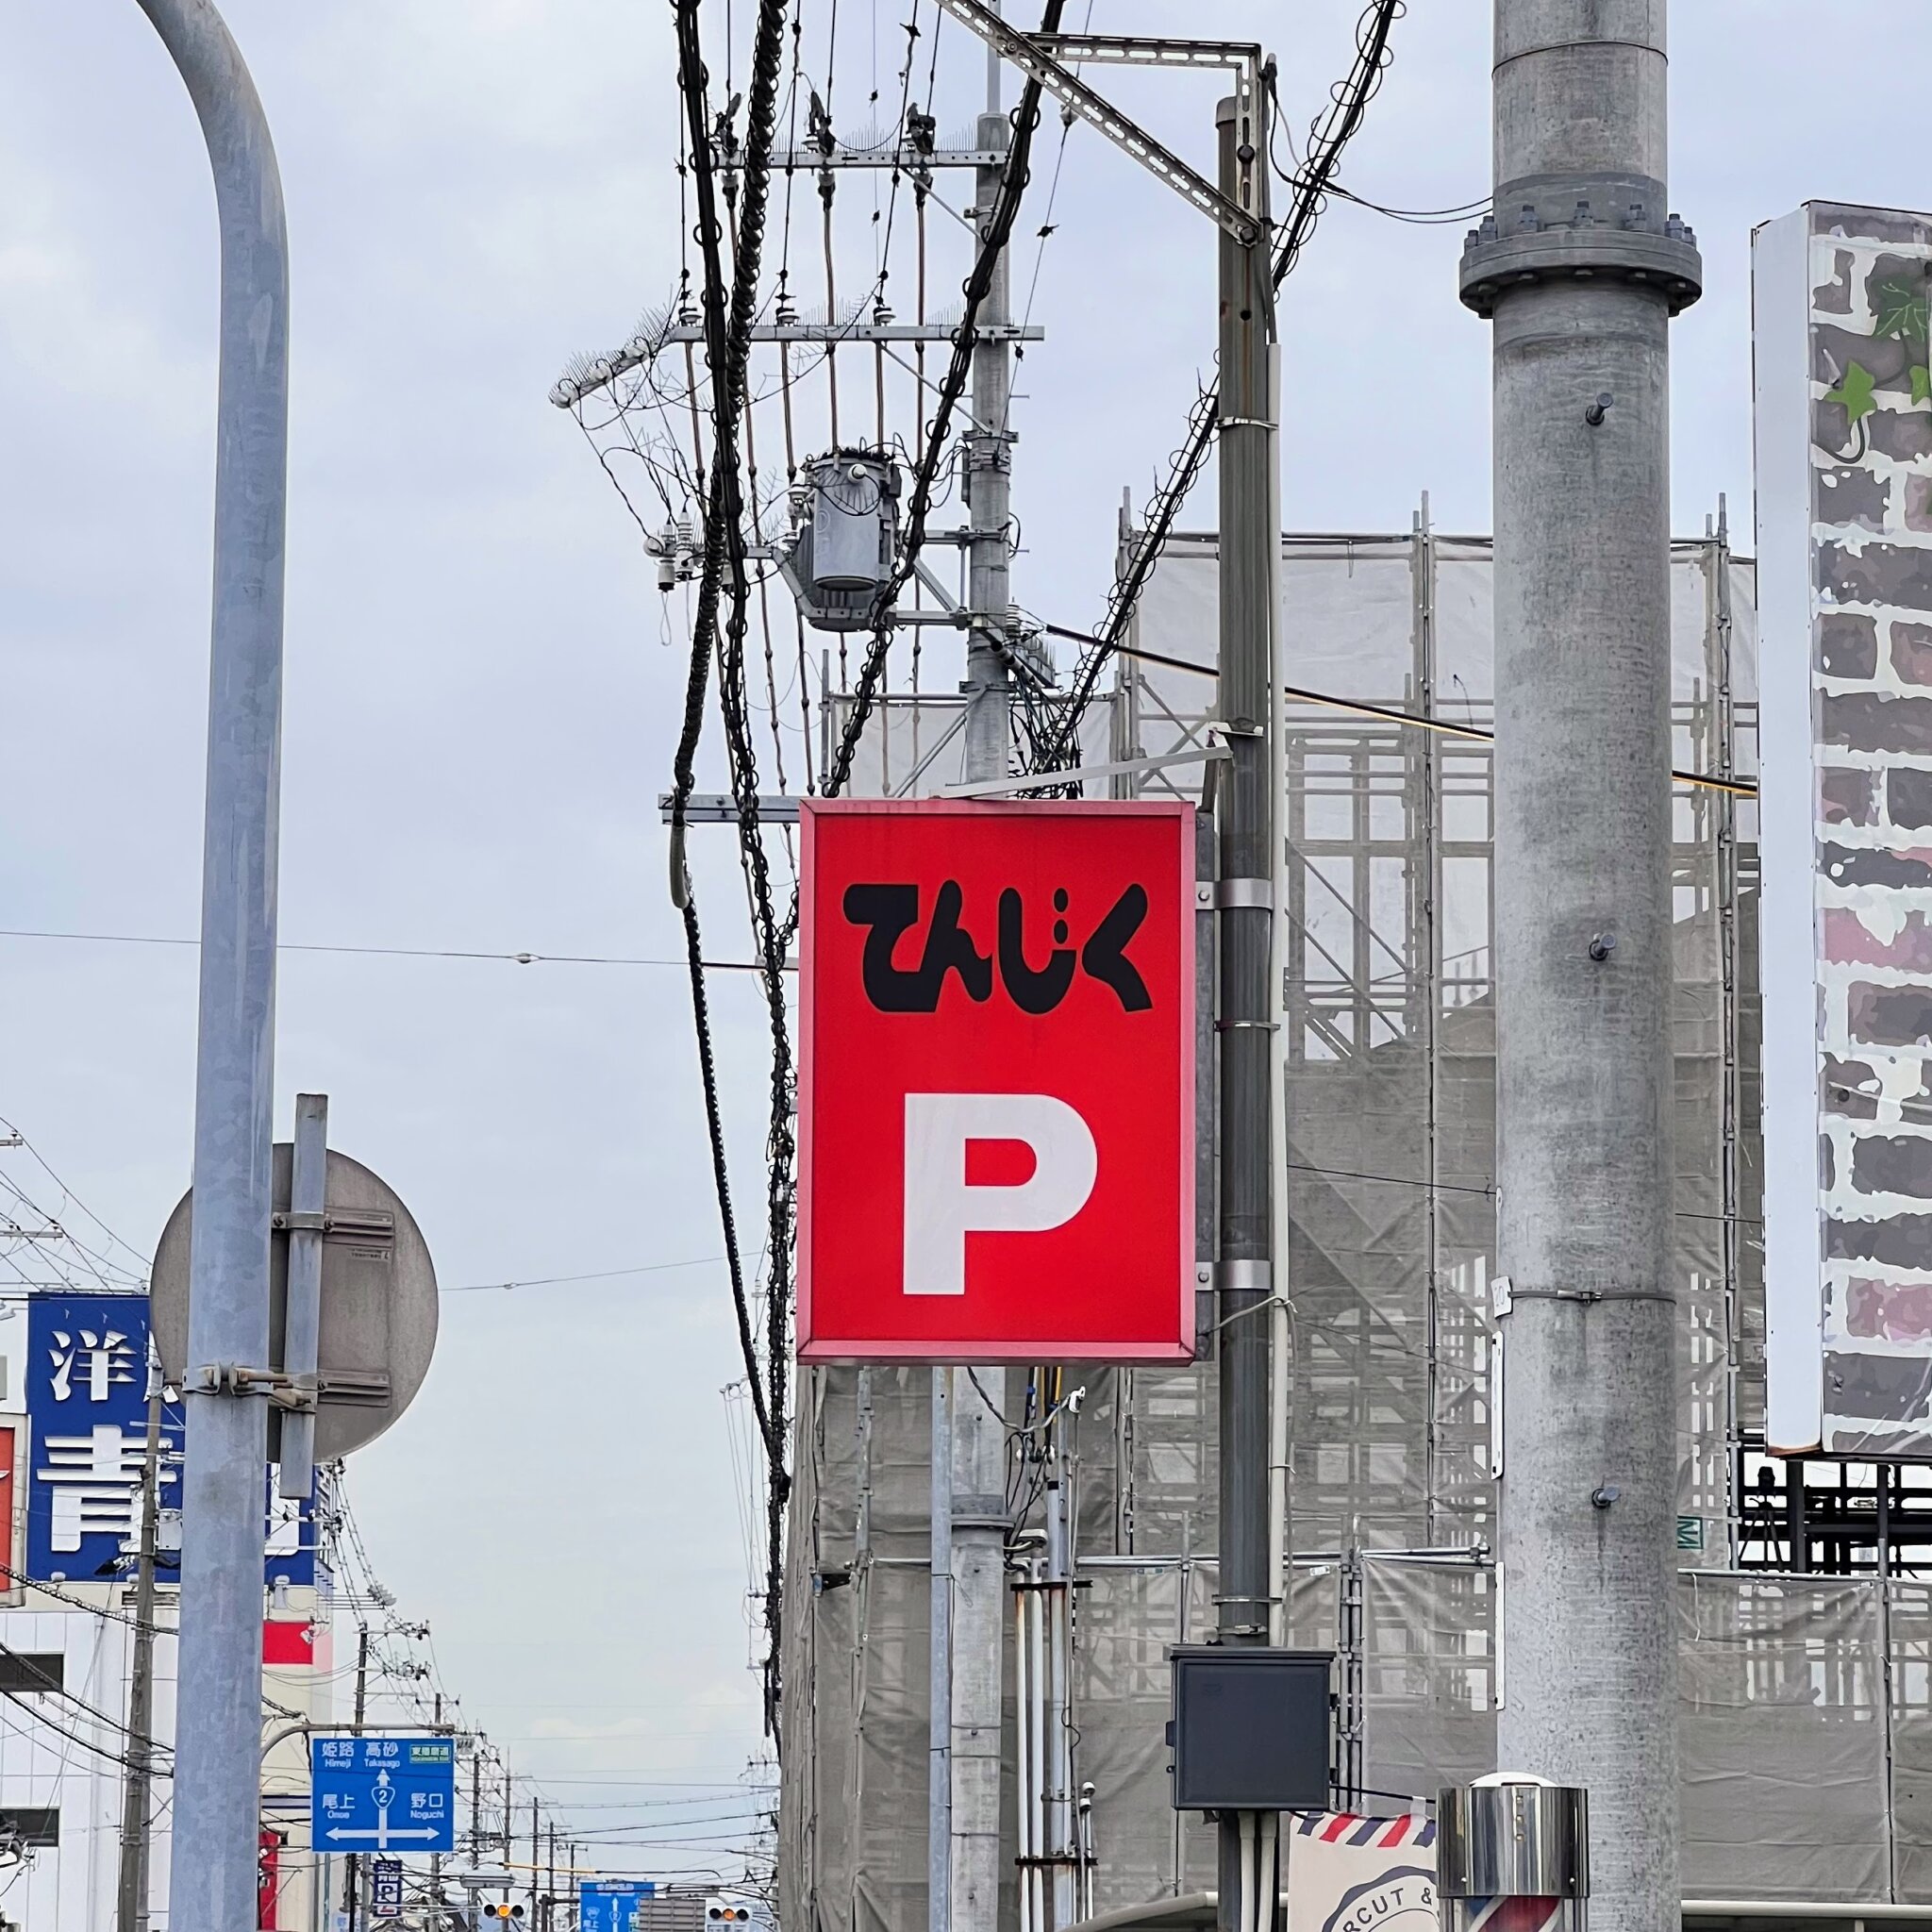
(902, 1092), (1098, 1297)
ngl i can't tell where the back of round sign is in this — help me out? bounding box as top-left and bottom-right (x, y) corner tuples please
(150, 1142), (438, 1463)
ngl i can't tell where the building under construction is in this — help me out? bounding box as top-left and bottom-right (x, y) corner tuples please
(779, 513), (1932, 1930)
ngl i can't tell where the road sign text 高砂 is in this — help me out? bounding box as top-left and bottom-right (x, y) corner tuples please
(798, 799), (1195, 1362)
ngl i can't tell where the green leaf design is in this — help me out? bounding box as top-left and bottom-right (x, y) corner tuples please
(1874, 272), (1930, 346)
(1830, 360), (1880, 425)
(1912, 365), (1931, 408)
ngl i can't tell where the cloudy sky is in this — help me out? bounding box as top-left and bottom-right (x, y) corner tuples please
(0, 0), (1924, 1884)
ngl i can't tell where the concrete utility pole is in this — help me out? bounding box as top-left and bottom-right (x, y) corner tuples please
(1212, 80), (1277, 1932)
(132, 3), (291, 1929)
(1457, 8), (1701, 1932)
(941, 56), (1016, 1931)
(116, 1378), (167, 1932)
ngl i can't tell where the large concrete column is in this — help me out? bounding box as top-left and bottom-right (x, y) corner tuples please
(1458, 9), (1701, 1932)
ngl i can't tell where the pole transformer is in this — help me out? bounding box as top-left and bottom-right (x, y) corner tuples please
(1214, 77), (1276, 1932)
(132, 3), (290, 1928)
(1459, 8), (1700, 1932)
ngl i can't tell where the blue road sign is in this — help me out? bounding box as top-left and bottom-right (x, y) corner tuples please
(370, 1858), (404, 1920)
(310, 1737), (456, 1855)
(578, 1880), (657, 1932)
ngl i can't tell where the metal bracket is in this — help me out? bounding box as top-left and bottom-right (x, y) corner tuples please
(1504, 1286), (1679, 1307)
(758, 144), (1009, 173)
(1213, 1258), (1272, 1291)
(551, 320), (1045, 408)
(190, 1363), (312, 1412)
(941, 743), (1229, 798)
(1214, 877), (1273, 909)
(191, 1363), (391, 1413)
(658, 792), (803, 825)
(924, 0), (1262, 245)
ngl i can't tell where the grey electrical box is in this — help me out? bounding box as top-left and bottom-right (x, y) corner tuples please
(810, 455), (891, 591)
(1169, 1647), (1333, 1812)
(781, 448), (902, 631)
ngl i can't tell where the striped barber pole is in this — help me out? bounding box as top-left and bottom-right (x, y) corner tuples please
(1457, 1898), (1569, 1932)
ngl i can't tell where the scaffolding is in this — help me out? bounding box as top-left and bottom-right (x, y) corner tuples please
(777, 512), (1932, 1932)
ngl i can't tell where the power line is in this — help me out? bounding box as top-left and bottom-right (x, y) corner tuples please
(820, 0), (1068, 796)
(442, 1257), (727, 1294)
(1039, 0), (1407, 770)
(0, 928), (775, 972)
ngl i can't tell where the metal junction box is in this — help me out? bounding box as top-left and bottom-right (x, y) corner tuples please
(1168, 1646), (1333, 1812)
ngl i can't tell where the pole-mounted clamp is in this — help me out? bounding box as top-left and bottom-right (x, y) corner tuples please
(190, 1363), (316, 1412)
(190, 1365), (389, 1409)
(1493, 1281), (1676, 1315)
(1213, 1258), (1272, 1291)
(1214, 877), (1273, 909)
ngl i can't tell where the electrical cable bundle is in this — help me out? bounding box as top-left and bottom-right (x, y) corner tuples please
(670, 0), (799, 1744)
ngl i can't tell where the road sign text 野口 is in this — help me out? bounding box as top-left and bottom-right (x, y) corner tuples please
(798, 800), (1195, 1361)
(310, 1736), (455, 1855)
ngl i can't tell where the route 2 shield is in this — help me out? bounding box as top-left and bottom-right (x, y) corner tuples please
(798, 799), (1195, 1361)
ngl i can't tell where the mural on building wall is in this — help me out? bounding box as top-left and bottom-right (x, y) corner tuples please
(1757, 201), (1932, 1454)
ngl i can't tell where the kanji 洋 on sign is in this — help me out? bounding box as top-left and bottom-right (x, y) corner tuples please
(798, 799), (1195, 1361)
(25, 1296), (180, 1584)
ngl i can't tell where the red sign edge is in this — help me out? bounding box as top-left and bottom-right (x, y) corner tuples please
(793, 796), (1198, 1366)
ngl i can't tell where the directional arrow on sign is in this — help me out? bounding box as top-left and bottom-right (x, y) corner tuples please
(326, 1783), (440, 1854)
(325, 1824), (440, 1849)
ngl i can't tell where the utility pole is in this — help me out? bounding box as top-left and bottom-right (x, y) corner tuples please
(937, 34), (1015, 1932)
(344, 1628), (370, 1932)
(528, 1797), (540, 1927)
(1457, 8), (1701, 1932)
(1212, 74), (1277, 1932)
(116, 1376), (166, 1932)
(134, 2), (291, 1929)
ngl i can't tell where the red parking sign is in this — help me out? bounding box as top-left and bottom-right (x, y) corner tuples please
(797, 799), (1195, 1362)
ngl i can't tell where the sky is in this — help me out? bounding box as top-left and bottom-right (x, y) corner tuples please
(0, 0), (1927, 1887)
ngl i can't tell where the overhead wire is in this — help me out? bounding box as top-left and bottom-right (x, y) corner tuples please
(822, 0), (1070, 798)
(1035, 0), (1407, 773)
